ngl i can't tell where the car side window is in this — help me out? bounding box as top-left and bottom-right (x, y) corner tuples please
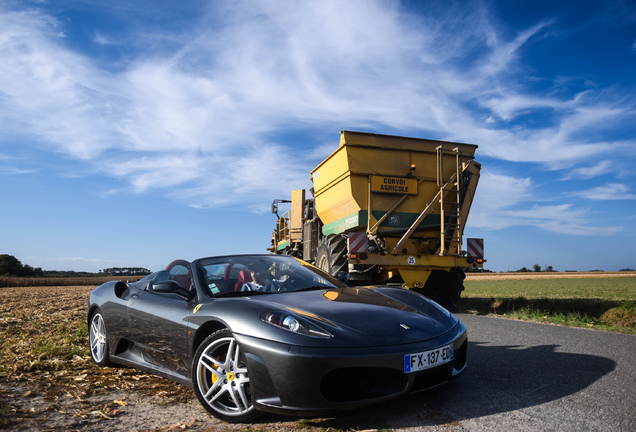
(200, 263), (226, 294)
(146, 264), (192, 295)
(147, 270), (171, 292)
(168, 264), (192, 290)
(199, 262), (250, 295)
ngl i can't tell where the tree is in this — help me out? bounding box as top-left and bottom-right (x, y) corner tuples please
(0, 254), (23, 276)
(533, 263), (542, 272)
(0, 255), (45, 277)
(545, 265), (554, 272)
(517, 267), (531, 272)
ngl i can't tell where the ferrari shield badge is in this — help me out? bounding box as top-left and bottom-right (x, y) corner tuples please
(193, 304), (203, 315)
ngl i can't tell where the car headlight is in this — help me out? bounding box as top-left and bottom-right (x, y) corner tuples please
(261, 312), (332, 338)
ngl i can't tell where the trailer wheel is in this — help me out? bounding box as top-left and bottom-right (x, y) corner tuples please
(315, 235), (347, 276)
(413, 267), (465, 310)
(450, 267), (466, 305)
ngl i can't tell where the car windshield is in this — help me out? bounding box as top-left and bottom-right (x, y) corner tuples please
(194, 255), (346, 297)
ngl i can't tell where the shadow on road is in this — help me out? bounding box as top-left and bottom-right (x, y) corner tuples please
(263, 341), (616, 430)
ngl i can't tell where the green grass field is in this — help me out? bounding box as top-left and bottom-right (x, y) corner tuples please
(458, 277), (636, 334)
(463, 277), (636, 300)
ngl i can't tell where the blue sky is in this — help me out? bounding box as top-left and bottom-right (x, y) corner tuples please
(1, 0), (635, 273)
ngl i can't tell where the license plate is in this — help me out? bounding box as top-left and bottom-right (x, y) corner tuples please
(404, 344), (454, 373)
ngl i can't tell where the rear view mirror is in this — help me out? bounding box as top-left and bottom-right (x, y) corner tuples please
(153, 280), (194, 300)
(271, 202), (278, 214)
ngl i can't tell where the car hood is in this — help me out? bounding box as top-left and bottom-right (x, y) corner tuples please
(249, 287), (456, 346)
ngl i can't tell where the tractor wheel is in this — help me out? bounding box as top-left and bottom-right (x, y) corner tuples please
(315, 235), (347, 276)
(413, 267), (465, 310)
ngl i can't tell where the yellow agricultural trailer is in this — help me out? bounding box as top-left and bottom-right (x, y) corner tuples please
(269, 131), (484, 308)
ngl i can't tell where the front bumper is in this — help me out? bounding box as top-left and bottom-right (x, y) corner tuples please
(236, 320), (467, 416)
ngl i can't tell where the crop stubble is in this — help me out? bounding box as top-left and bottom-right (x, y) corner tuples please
(0, 285), (193, 431)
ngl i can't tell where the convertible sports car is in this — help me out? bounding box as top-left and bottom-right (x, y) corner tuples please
(88, 255), (467, 423)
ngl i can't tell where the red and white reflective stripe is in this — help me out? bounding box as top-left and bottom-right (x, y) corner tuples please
(467, 238), (484, 257)
(348, 232), (369, 253)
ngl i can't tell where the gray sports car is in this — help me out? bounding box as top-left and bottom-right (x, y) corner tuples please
(87, 255), (467, 423)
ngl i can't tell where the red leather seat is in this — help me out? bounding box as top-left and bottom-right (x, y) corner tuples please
(235, 270), (253, 291)
(173, 274), (191, 290)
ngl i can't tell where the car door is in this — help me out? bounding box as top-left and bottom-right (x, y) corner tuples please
(127, 265), (194, 377)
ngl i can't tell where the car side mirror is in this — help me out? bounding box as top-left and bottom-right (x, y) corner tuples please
(153, 280), (194, 300)
(336, 272), (351, 284)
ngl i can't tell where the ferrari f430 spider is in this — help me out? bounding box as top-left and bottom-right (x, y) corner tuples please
(88, 255), (467, 422)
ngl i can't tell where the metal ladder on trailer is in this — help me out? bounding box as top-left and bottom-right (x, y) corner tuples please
(389, 146), (467, 256)
(437, 146), (462, 256)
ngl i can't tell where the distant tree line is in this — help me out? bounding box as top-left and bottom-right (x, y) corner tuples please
(0, 254), (150, 277)
(515, 264), (554, 272)
(514, 264), (635, 273)
(42, 270), (104, 277)
(98, 267), (151, 276)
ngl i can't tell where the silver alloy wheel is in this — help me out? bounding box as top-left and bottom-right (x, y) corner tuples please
(90, 313), (107, 363)
(195, 336), (253, 417)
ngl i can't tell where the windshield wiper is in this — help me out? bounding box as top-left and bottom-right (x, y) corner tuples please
(214, 290), (270, 298)
(293, 286), (333, 292)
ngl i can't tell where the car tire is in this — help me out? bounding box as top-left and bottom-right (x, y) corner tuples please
(192, 329), (262, 423)
(89, 309), (112, 366)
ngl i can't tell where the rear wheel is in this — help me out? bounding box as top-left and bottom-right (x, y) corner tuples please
(192, 329), (261, 423)
(315, 235), (347, 276)
(89, 309), (112, 366)
(413, 267), (465, 310)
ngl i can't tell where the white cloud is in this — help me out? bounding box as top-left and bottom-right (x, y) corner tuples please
(478, 19), (556, 78)
(572, 183), (636, 200)
(469, 171), (622, 235)
(469, 170), (533, 230)
(479, 90), (587, 122)
(0, 151), (37, 174)
(92, 32), (113, 45)
(50, 257), (112, 262)
(0, 166), (37, 175)
(562, 160), (613, 180)
(502, 204), (621, 235)
(0, 8), (123, 159)
(0, 0), (634, 224)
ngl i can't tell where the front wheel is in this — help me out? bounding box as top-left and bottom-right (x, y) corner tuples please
(89, 309), (112, 366)
(192, 329), (262, 423)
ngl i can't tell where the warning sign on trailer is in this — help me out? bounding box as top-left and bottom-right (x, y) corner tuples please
(371, 176), (417, 195)
(348, 232), (369, 253)
(467, 238), (484, 257)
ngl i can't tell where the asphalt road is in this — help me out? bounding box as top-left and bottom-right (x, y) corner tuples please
(297, 314), (636, 431)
